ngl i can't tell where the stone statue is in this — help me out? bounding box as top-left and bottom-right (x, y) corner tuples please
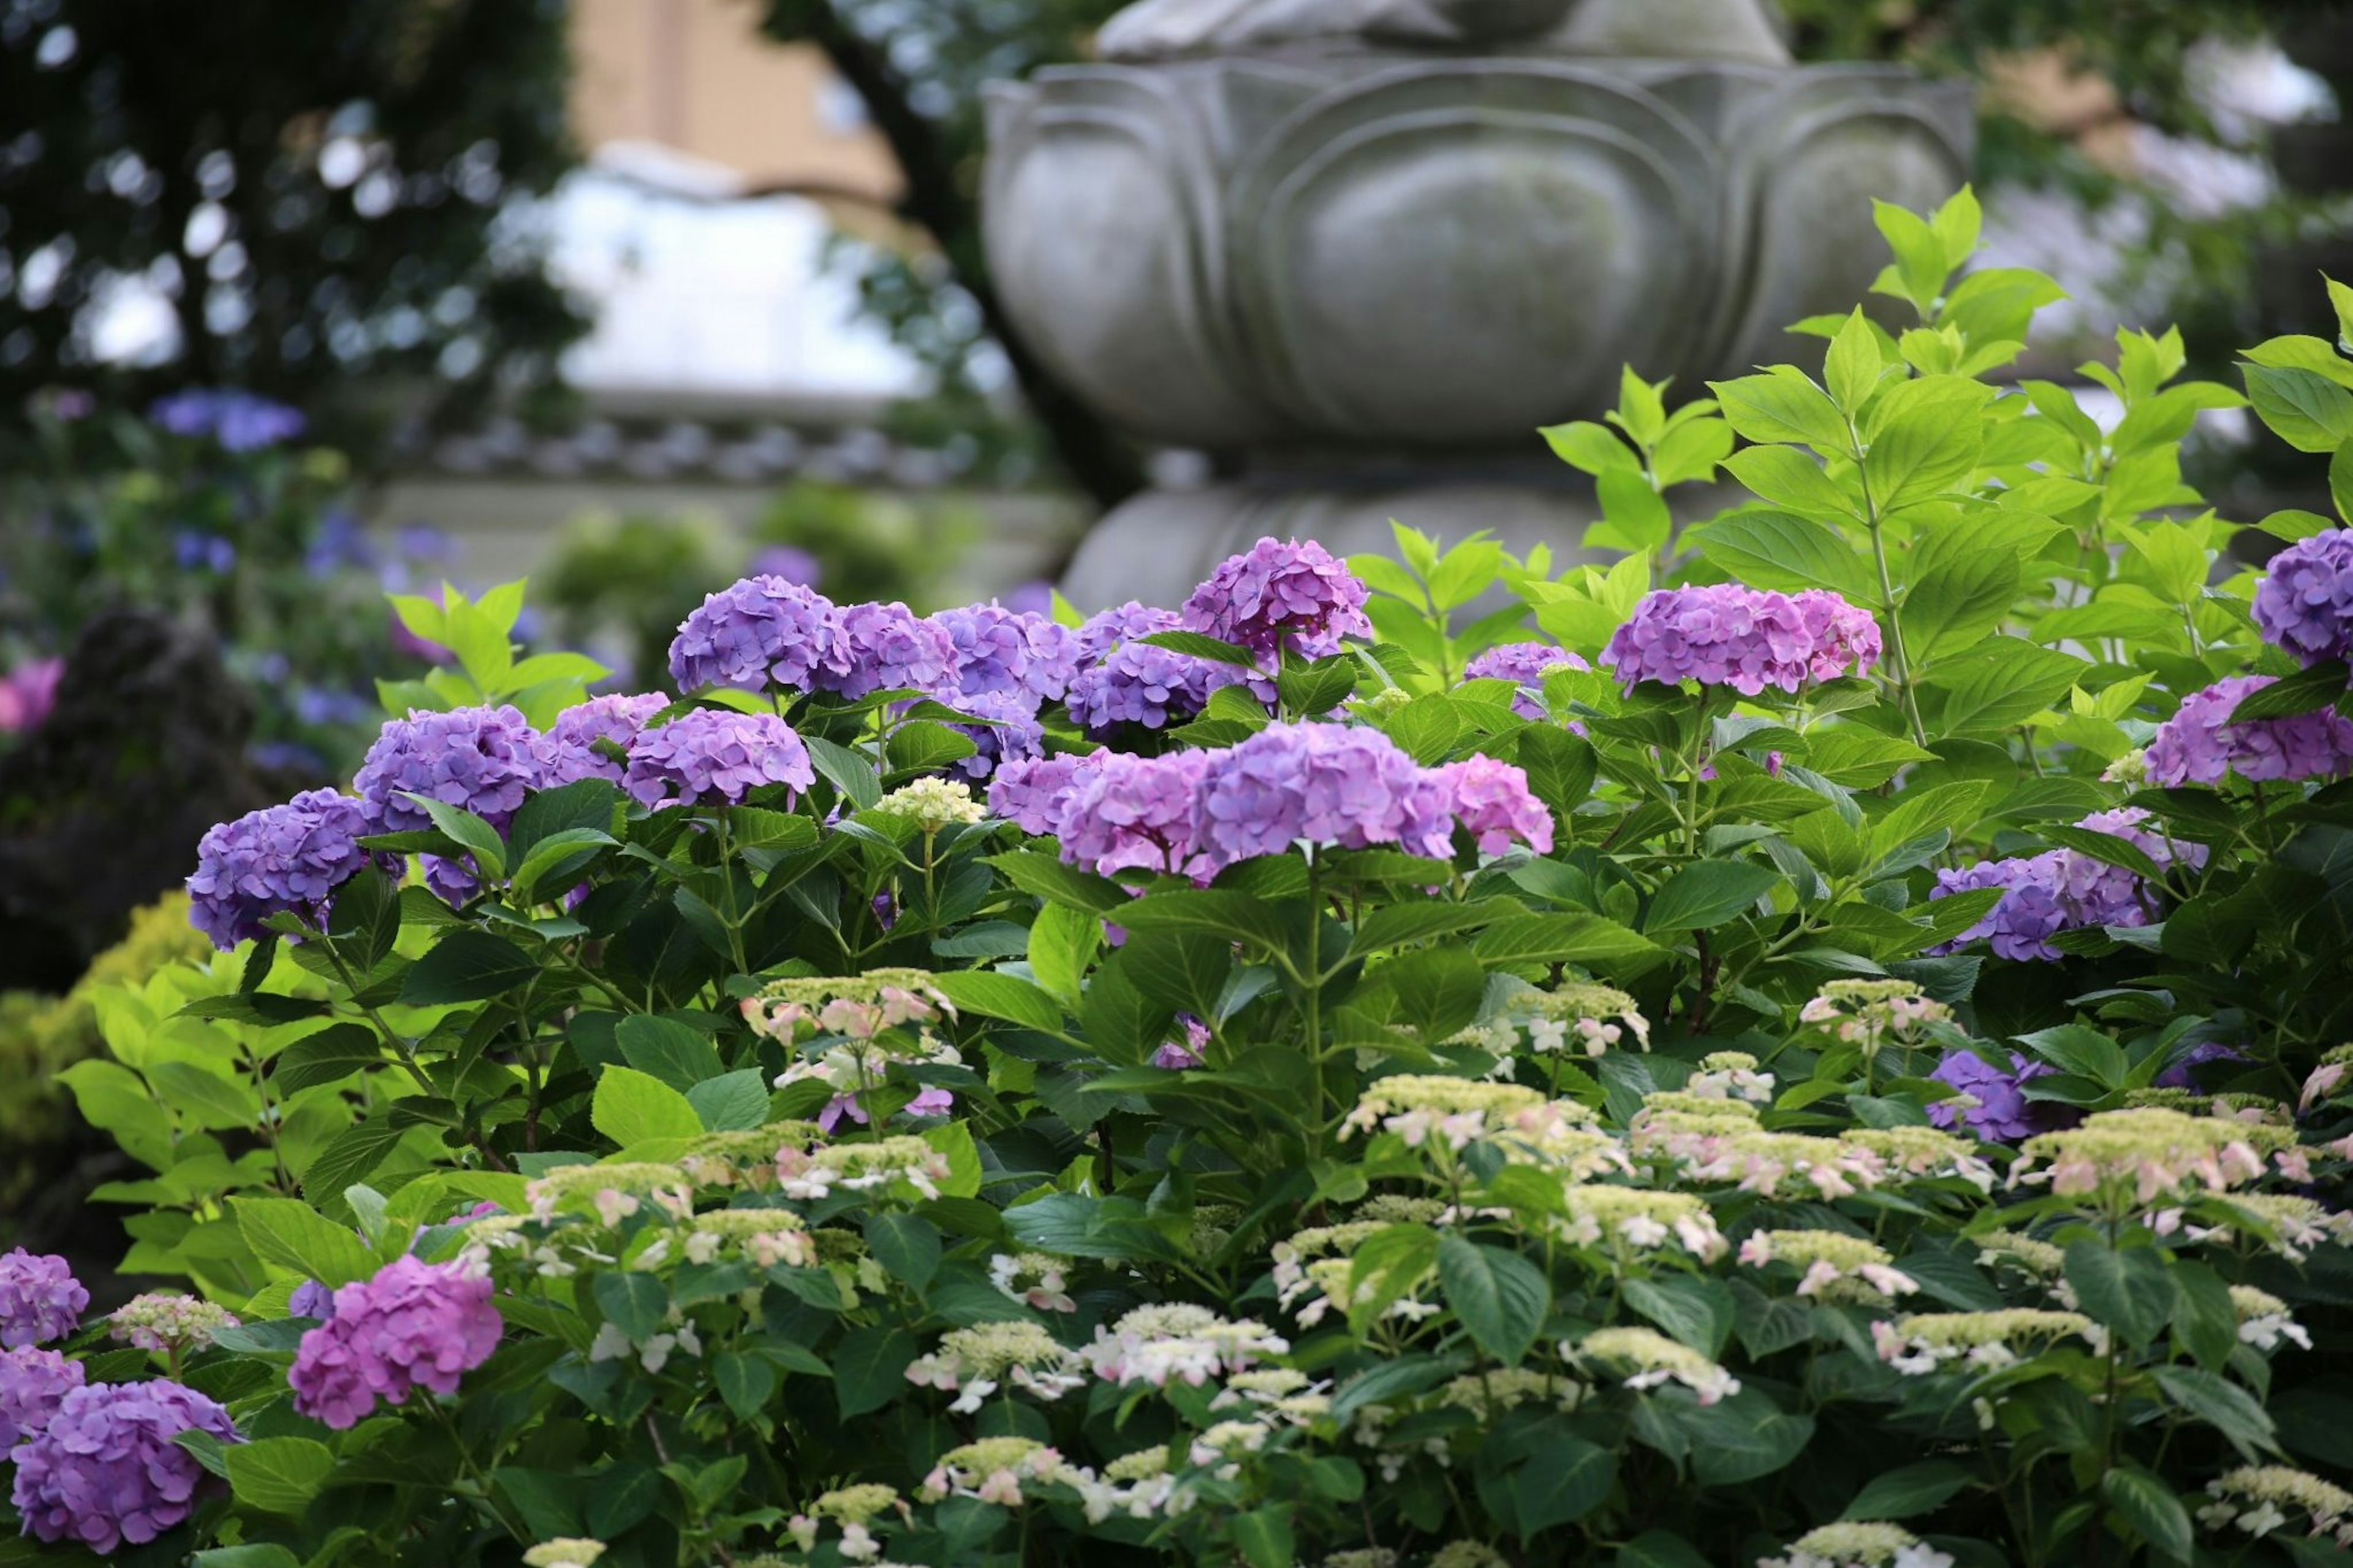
(1097, 0), (1578, 58)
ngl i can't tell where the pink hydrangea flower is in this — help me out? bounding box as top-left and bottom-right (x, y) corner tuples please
(288, 1257), (502, 1430)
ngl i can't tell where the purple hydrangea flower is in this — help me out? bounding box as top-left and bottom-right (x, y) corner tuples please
(9, 1379), (238, 1551)
(0, 656), (64, 735)
(1928, 852), (2073, 961)
(1056, 751), (1216, 879)
(1153, 1015), (1213, 1070)
(1181, 537), (1373, 658)
(287, 1280), (336, 1322)
(0, 1250), (88, 1349)
(287, 1257), (502, 1430)
(1927, 1049), (2069, 1143)
(0, 1346), (84, 1449)
(668, 576), (845, 695)
(2144, 675), (2353, 786)
(186, 789), (379, 950)
(1463, 643), (1590, 720)
(1075, 601), (1178, 664)
(1604, 585), (1821, 695)
(749, 543), (821, 586)
(2055, 806), (2204, 930)
(532, 693), (672, 787)
(149, 388), (306, 452)
(623, 710), (816, 808)
(939, 688), (1046, 782)
(354, 705), (542, 834)
(1197, 722), (1437, 865)
(1431, 756), (1555, 857)
(1792, 589), (1885, 682)
(2156, 1040), (2248, 1091)
(827, 601), (958, 700)
(931, 603), (1082, 703)
(2253, 527), (2353, 667)
(987, 752), (1105, 835)
(1065, 637), (1240, 734)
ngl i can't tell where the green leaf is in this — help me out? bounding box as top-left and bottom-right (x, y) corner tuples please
(2151, 1365), (2279, 1462)
(1027, 901), (1101, 1008)
(1383, 945), (1488, 1043)
(2101, 1463), (2193, 1565)
(2064, 1240), (2173, 1347)
(1623, 1276), (1733, 1360)
(593, 1271), (669, 1340)
(592, 1065), (704, 1146)
(511, 827), (618, 902)
(863, 1212), (941, 1293)
(1865, 398), (1984, 507)
(399, 792), (506, 882)
(1825, 308), (1886, 414)
(833, 1325), (919, 1418)
(1436, 1234), (1548, 1365)
(2241, 362), (2353, 452)
(1229, 1506), (1295, 1568)
(1346, 1224), (1441, 1332)
(686, 1069), (769, 1132)
(615, 1015), (725, 1091)
(194, 1548), (303, 1568)
(233, 1197), (379, 1290)
(713, 1350), (781, 1422)
(1843, 1460), (1975, 1521)
(1710, 369), (1852, 453)
(1686, 510), (1873, 599)
(300, 1116), (405, 1216)
(1594, 469), (1673, 553)
(1506, 1435), (1615, 1536)
(273, 1024), (385, 1096)
(1471, 912), (1655, 966)
(148, 1061), (263, 1131)
(1136, 629), (1261, 667)
(2169, 1260), (2239, 1372)
(399, 930), (537, 1004)
(804, 735), (882, 810)
(224, 1436), (335, 1516)
(2227, 659), (2352, 722)
(1903, 551), (2021, 664)
(1678, 1395), (1816, 1485)
(1116, 888), (1299, 958)
(1644, 861), (1782, 933)
(1542, 419), (1643, 475)
(985, 850), (1128, 915)
(1616, 1532), (1713, 1568)
(929, 969), (1067, 1036)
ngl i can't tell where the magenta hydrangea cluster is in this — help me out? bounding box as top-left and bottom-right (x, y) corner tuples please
(1463, 642), (1590, 720)
(0, 1249), (87, 1349)
(0, 1345), (83, 1449)
(532, 692), (670, 787)
(991, 722), (1551, 879)
(2252, 527), (2353, 667)
(1927, 1049), (2068, 1143)
(930, 602), (1080, 704)
(185, 789), (379, 950)
(288, 1257), (502, 1430)
(1930, 807), (2202, 960)
(2143, 675), (2353, 786)
(354, 704), (541, 834)
(1180, 536), (1373, 658)
(9, 1379), (239, 1551)
(623, 710), (816, 809)
(668, 575), (845, 694)
(1602, 584), (1879, 695)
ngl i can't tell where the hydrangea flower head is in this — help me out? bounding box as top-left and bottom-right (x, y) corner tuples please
(0, 1345), (83, 1448)
(9, 1379), (238, 1551)
(1198, 721), (1438, 864)
(669, 576), (845, 694)
(354, 705), (541, 833)
(828, 601), (958, 700)
(1928, 852), (2072, 961)
(934, 686), (1047, 782)
(2144, 675), (2353, 786)
(2058, 806), (2204, 929)
(186, 789), (378, 950)
(986, 751), (1105, 836)
(1927, 1048), (2068, 1143)
(1065, 600), (1243, 734)
(1056, 751), (1216, 879)
(109, 1293), (240, 1355)
(0, 1249), (88, 1349)
(534, 693), (670, 787)
(1462, 642), (1590, 719)
(931, 603), (1081, 703)
(1792, 590), (1885, 681)
(1181, 537), (1373, 657)
(1430, 756), (1555, 856)
(1604, 584), (1819, 695)
(624, 710), (816, 808)
(2252, 527), (2353, 666)
(149, 387), (306, 451)
(288, 1256), (502, 1429)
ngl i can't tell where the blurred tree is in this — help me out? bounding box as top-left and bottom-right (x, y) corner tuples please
(760, 0), (1144, 510)
(0, 0), (586, 443)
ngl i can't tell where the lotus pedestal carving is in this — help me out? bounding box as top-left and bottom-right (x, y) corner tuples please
(982, 0), (1971, 607)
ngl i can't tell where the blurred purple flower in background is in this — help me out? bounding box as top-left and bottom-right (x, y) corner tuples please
(172, 531), (237, 574)
(1003, 579), (1055, 617)
(2156, 1040), (2248, 1089)
(148, 388), (306, 452)
(0, 657), (63, 735)
(750, 543), (821, 586)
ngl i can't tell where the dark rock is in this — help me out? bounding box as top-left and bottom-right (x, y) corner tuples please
(0, 610), (271, 993)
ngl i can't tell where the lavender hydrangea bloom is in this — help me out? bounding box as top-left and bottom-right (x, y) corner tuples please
(2253, 527), (2353, 666)
(1463, 643), (1590, 720)
(354, 706), (541, 834)
(931, 603), (1082, 703)
(1431, 756), (1556, 857)
(532, 694), (670, 787)
(623, 710), (817, 808)
(9, 1380), (238, 1551)
(1075, 601), (1179, 663)
(2157, 1040), (2248, 1090)
(1927, 1050), (2069, 1142)
(0, 1249), (88, 1349)
(668, 576), (844, 694)
(1603, 585), (1822, 695)
(2056, 806), (2204, 930)
(149, 388), (306, 451)
(1792, 590), (1885, 682)
(288, 1257), (502, 1430)
(1057, 752), (1216, 879)
(287, 1280), (336, 1322)
(940, 688), (1046, 782)
(1066, 637), (1239, 734)
(1198, 722), (1435, 865)
(1928, 852), (2073, 961)
(827, 601), (958, 700)
(186, 790), (378, 950)
(0, 1346), (83, 1448)
(2144, 675), (2353, 786)
(1181, 537), (1374, 657)
(1153, 1015), (1213, 1070)
(987, 752), (1105, 835)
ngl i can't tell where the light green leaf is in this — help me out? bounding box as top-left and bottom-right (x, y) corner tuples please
(1685, 510), (1873, 599)
(225, 1436), (336, 1516)
(1644, 862), (1782, 933)
(591, 1066), (703, 1147)
(233, 1197), (380, 1290)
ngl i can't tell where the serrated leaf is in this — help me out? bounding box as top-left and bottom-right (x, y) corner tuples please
(1436, 1234), (1548, 1365)
(592, 1065), (703, 1146)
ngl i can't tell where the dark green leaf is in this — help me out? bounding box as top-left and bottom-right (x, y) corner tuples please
(593, 1272), (668, 1341)
(2064, 1240), (2173, 1347)
(1644, 861), (1782, 933)
(1436, 1234), (1548, 1365)
(1843, 1460), (1975, 1521)
(832, 1325), (918, 1418)
(399, 931), (537, 1004)
(615, 1014), (724, 1091)
(2101, 1463), (2192, 1565)
(864, 1212), (941, 1293)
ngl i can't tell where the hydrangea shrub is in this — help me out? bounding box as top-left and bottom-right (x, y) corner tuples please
(11, 189), (2353, 1568)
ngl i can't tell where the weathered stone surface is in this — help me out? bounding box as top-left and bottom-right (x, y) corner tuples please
(0, 611), (271, 993)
